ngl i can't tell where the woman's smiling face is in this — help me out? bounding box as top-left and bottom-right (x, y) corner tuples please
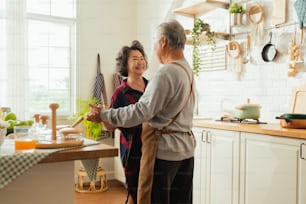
(127, 50), (146, 75)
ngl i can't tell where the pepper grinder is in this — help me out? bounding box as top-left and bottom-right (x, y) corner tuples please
(49, 103), (59, 140)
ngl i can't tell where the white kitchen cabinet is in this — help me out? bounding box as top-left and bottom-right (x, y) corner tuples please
(240, 132), (306, 204)
(192, 127), (204, 204)
(192, 127), (240, 204)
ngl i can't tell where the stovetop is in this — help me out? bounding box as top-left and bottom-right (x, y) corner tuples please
(216, 117), (268, 124)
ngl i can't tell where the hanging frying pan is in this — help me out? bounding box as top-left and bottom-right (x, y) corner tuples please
(261, 32), (278, 62)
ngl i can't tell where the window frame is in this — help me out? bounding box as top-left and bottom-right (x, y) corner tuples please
(26, 13), (78, 117)
(0, 1), (79, 118)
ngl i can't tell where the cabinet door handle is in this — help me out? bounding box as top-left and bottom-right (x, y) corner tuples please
(201, 130), (207, 143)
(300, 143), (305, 160)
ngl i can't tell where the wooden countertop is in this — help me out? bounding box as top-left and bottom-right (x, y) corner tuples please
(40, 143), (118, 163)
(193, 119), (306, 140)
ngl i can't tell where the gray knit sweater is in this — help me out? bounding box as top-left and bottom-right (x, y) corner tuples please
(100, 59), (196, 161)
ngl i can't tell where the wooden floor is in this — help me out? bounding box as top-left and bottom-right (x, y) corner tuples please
(75, 180), (128, 204)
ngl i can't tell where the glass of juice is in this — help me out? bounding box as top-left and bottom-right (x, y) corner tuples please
(14, 126), (36, 150)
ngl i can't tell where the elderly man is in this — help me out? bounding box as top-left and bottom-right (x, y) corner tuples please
(87, 20), (195, 204)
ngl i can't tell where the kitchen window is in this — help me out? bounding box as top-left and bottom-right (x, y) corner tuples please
(0, 0), (77, 119)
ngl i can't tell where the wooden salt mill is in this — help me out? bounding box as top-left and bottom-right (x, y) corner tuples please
(49, 103), (59, 140)
(40, 115), (49, 130)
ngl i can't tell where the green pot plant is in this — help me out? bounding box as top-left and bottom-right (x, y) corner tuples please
(191, 18), (216, 76)
(69, 97), (105, 141)
(229, 2), (246, 26)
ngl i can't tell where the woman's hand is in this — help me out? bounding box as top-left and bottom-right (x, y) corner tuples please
(102, 121), (116, 132)
(85, 104), (103, 123)
(86, 104), (117, 131)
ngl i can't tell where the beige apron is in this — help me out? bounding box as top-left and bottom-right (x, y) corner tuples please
(137, 62), (194, 204)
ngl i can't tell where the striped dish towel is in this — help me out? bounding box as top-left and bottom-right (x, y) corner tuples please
(93, 54), (108, 106)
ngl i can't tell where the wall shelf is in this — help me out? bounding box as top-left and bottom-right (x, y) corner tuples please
(185, 30), (230, 45)
(174, 1), (230, 42)
(173, 0), (229, 18)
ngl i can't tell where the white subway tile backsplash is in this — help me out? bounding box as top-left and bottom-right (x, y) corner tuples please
(195, 59), (306, 122)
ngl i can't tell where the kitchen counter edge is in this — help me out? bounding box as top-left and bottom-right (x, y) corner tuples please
(39, 143), (118, 163)
(193, 119), (306, 140)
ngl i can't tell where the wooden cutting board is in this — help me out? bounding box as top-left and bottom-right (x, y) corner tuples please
(35, 139), (84, 149)
(272, 0), (287, 26)
(291, 84), (306, 113)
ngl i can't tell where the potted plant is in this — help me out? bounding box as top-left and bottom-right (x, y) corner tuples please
(191, 18), (216, 76)
(229, 3), (246, 26)
(70, 98), (105, 141)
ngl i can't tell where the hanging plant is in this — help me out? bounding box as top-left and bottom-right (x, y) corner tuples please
(191, 18), (216, 76)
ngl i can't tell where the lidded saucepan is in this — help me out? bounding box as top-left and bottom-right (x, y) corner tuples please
(234, 98), (261, 121)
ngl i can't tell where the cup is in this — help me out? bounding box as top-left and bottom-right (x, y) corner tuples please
(14, 126), (36, 150)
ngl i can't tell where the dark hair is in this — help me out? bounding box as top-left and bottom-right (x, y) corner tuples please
(115, 40), (148, 77)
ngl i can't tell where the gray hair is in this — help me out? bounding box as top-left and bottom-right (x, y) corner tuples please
(157, 20), (186, 50)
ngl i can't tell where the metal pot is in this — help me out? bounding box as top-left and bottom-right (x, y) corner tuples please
(276, 113), (306, 129)
(234, 99), (261, 121)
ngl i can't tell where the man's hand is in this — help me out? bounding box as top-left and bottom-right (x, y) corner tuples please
(85, 104), (103, 123)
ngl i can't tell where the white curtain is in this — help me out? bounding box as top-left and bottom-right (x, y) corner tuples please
(0, 0), (29, 119)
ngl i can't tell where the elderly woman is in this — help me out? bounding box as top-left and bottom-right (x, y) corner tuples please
(109, 40), (148, 204)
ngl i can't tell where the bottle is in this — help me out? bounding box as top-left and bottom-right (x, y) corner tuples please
(31, 114), (41, 137)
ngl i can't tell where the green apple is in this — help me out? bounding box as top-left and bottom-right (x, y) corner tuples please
(18, 121), (28, 126)
(4, 112), (17, 121)
(27, 120), (34, 126)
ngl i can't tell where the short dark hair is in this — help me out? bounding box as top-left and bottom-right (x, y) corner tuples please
(115, 40), (148, 77)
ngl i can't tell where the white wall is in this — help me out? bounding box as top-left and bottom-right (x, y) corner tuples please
(78, 0), (137, 102)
